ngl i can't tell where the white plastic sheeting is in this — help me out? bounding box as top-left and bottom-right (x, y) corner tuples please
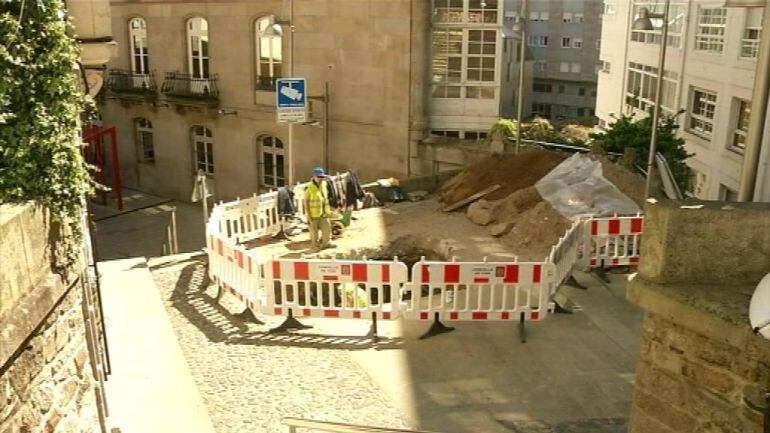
(535, 153), (640, 218)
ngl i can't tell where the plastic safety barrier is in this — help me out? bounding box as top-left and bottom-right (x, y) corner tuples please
(547, 219), (585, 290)
(587, 215), (644, 268)
(401, 261), (555, 322)
(263, 258), (408, 320)
(207, 231), (261, 311)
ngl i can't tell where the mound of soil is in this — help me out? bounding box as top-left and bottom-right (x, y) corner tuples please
(438, 150), (565, 205)
(501, 201), (572, 262)
(598, 156), (646, 207)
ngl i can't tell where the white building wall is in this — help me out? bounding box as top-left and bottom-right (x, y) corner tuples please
(596, 0), (767, 201)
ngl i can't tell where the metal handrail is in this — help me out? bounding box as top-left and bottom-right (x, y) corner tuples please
(281, 417), (440, 433)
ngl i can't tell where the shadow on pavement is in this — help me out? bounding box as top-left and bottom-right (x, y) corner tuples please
(167, 261), (402, 351)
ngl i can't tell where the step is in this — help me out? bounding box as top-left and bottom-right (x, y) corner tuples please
(99, 257), (216, 433)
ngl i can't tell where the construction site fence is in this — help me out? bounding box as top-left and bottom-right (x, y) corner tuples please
(209, 172), (350, 243)
(205, 188), (645, 331)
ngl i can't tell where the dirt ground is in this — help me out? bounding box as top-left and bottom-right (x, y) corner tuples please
(241, 197), (543, 263)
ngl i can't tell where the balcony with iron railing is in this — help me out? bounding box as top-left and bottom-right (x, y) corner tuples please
(161, 72), (219, 104)
(255, 75), (279, 92)
(106, 69), (157, 95)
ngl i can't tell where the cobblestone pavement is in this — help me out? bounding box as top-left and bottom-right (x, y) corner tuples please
(150, 256), (410, 433)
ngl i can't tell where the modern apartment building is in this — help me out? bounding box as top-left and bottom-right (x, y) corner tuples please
(596, 0), (769, 202)
(98, 0), (524, 202)
(504, 0), (604, 121)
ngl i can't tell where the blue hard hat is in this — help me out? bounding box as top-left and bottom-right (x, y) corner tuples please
(312, 167), (327, 177)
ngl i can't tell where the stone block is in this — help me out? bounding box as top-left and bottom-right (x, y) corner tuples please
(31, 385), (53, 415)
(638, 200), (770, 287)
(633, 389), (696, 433)
(73, 346), (88, 377)
(634, 361), (688, 408)
(682, 358), (739, 398)
(650, 341), (684, 375)
(628, 405), (678, 433)
(466, 199), (493, 225)
(488, 221), (513, 237)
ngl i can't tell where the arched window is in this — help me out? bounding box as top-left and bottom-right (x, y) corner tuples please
(255, 17), (282, 90)
(135, 118), (154, 163)
(186, 17), (209, 79)
(192, 126), (214, 175)
(129, 17), (149, 75)
(258, 135), (285, 188)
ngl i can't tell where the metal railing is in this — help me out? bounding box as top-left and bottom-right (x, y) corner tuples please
(255, 75), (279, 91)
(282, 417), (440, 433)
(161, 71), (219, 99)
(106, 69), (157, 94)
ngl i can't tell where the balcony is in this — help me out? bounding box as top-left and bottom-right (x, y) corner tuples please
(106, 69), (157, 95)
(161, 72), (219, 105)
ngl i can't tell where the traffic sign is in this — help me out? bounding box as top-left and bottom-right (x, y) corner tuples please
(276, 78), (307, 123)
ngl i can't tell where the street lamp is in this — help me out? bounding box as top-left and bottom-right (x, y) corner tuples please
(513, 0), (527, 154)
(633, 0), (670, 198)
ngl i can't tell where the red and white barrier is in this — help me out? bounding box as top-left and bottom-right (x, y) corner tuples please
(401, 261), (555, 322)
(587, 215), (644, 268)
(262, 258), (408, 320)
(207, 230), (261, 311)
(548, 219), (585, 290)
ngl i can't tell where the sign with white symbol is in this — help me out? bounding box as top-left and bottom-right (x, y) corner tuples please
(276, 78), (308, 123)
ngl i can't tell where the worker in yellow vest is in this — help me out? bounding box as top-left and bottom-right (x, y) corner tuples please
(304, 167), (334, 251)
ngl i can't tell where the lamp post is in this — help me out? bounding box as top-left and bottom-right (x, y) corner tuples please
(514, 0), (527, 154)
(633, 1), (671, 198)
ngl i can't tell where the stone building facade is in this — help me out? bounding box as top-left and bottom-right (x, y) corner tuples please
(99, 0), (526, 202)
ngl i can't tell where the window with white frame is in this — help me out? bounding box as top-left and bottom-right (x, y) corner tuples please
(467, 29), (496, 81)
(192, 125), (214, 175)
(129, 17), (149, 75)
(258, 135), (285, 188)
(255, 17), (283, 91)
(431, 26), (496, 98)
(563, 12), (573, 23)
(561, 37), (572, 48)
(468, 0), (498, 23)
(740, 8), (763, 59)
(434, 0), (464, 23)
(560, 62), (569, 73)
(603, 1), (617, 15)
(599, 60), (611, 73)
(430, 130), (461, 138)
(731, 99), (751, 152)
(689, 88), (717, 138)
(574, 13), (584, 23)
(463, 131), (488, 140)
(528, 35), (549, 47)
(695, 7), (727, 54)
(570, 63), (581, 73)
(631, 1), (686, 48)
(187, 17), (209, 79)
(135, 118), (154, 163)
(529, 11), (549, 21)
(433, 0), (499, 24)
(625, 61), (679, 114)
(573, 38), (583, 48)
(535, 60), (547, 72)
(533, 82), (552, 93)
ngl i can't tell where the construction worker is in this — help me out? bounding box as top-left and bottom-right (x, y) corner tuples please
(304, 167), (334, 251)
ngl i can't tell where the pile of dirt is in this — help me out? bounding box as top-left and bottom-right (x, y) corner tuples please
(438, 150), (566, 205)
(501, 201), (572, 261)
(598, 156), (646, 207)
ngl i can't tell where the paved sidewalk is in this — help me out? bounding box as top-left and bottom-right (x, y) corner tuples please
(100, 257), (216, 433)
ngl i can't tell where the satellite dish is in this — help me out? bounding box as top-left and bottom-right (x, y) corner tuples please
(749, 273), (770, 339)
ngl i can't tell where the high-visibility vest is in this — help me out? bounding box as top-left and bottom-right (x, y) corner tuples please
(306, 180), (328, 219)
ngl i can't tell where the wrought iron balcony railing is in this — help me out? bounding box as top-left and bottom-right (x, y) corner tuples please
(106, 69), (157, 94)
(161, 72), (219, 100)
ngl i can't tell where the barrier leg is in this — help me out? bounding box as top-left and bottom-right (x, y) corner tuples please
(215, 283), (224, 303)
(552, 292), (573, 314)
(594, 260), (610, 283)
(519, 312), (527, 343)
(268, 309), (312, 333)
(236, 307), (264, 324)
(418, 312), (455, 340)
(367, 312), (379, 342)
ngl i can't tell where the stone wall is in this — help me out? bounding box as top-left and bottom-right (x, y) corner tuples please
(627, 199), (770, 433)
(1, 203), (101, 433)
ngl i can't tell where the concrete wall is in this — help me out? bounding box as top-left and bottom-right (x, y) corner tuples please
(0, 203), (101, 433)
(626, 199), (770, 433)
